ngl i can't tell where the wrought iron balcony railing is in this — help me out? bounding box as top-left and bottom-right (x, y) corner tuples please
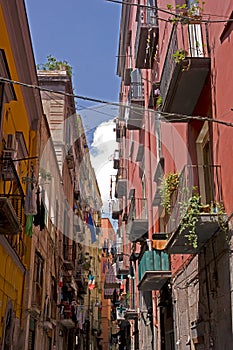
(63, 244), (76, 270)
(127, 69), (145, 130)
(74, 265), (86, 291)
(160, 22), (210, 116)
(127, 197), (148, 242)
(134, 5), (158, 69)
(115, 167), (127, 198)
(0, 159), (26, 258)
(112, 199), (123, 220)
(60, 301), (76, 329)
(166, 164), (226, 253)
(0, 159), (25, 230)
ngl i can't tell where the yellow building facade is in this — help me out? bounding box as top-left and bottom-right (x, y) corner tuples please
(0, 1), (42, 347)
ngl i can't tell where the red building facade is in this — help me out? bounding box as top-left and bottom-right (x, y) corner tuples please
(113, 1), (233, 349)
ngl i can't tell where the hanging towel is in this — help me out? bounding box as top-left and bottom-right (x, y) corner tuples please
(24, 183), (37, 215)
(40, 198), (45, 231)
(87, 213), (96, 243)
(33, 189), (41, 227)
(33, 189), (45, 231)
(25, 215), (33, 237)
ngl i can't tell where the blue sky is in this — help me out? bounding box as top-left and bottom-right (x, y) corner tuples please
(25, 0), (120, 219)
(25, 0), (121, 111)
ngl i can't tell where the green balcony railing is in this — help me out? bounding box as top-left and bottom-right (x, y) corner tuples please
(139, 250), (169, 280)
(138, 250), (170, 290)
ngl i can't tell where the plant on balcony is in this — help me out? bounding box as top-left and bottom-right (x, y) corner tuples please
(172, 49), (190, 71)
(159, 172), (179, 214)
(172, 49), (187, 63)
(156, 95), (163, 109)
(179, 192), (228, 249)
(166, 1), (205, 24)
(179, 191), (202, 249)
(212, 202), (228, 237)
(125, 291), (130, 308)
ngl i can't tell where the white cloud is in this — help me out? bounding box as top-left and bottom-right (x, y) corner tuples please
(90, 119), (117, 215)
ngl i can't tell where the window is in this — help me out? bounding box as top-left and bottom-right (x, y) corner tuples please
(196, 122), (213, 204)
(33, 253), (44, 306)
(0, 49), (17, 132)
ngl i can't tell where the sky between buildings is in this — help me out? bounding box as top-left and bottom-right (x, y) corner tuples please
(25, 0), (121, 219)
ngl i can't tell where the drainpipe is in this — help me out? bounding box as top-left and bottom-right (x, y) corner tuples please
(145, 69), (154, 245)
(172, 287), (179, 350)
(144, 69), (155, 350)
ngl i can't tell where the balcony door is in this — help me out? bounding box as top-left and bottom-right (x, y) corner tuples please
(196, 122), (213, 204)
(187, 0), (204, 57)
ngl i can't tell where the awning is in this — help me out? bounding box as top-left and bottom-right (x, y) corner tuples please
(104, 288), (115, 299)
(104, 264), (121, 289)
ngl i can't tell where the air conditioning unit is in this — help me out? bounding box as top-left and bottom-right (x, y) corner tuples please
(6, 134), (18, 151)
(1, 150), (15, 181)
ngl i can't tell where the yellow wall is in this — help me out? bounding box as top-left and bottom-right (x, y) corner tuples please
(0, 5), (37, 342)
(0, 6), (34, 157)
(0, 244), (25, 340)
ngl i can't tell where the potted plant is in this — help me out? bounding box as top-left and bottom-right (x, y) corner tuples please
(172, 49), (190, 71)
(179, 192), (228, 249)
(167, 1), (205, 25)
(159, 172), (179, 214)
(172, 49), (187, 64)
(179, 192), (202, 249)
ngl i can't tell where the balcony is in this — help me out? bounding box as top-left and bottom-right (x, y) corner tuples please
(116, 257), (130, 278)
(152, 157), (164, 206)
(0, 197), (22, 235)
(112, 199), (123, 220)
(127, 69), (145, 130)
(127, 198), (148, 242)
(63, 244), (75, 270)
(115, 167), (127, 198)
(0, 159), (24, 237)
(160, 23), (210, 117)
(138, 250), (171, 291)
(124, 309), (138, 320)
(113, 150), (120, 169)
(74, 265), (86, 290)
(136, 144), (144, 162)
(118, 103), (126, 121)
(135, 6), (158, 69)
(124, 68), (131, 86)
(148, 83), (160, 109)
(116, 123), (126, 142)
(165, 165), (227, 253)
(60, 301), (76, 329)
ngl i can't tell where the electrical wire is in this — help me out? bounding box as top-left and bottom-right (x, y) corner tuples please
(1, 76), (233, 129)
(42, 91), (116, 138)
(0, 76), (120, 107)
(105, 0), (233, 24)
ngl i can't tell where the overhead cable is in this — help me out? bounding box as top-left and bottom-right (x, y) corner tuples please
(105, 0), (233, 24)
(1, 76), (233, 128)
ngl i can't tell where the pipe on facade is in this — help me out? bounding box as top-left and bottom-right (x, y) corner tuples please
(144, 68), (156, 350)
(172, 286), (180, 350)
